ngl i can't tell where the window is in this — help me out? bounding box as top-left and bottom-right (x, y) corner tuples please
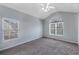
(2, 18), (19, 40)
(49, 21), (64, 36)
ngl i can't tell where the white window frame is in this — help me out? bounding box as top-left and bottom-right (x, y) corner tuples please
(2, 17), (20, 41)
(49, 22), (64, 36)
(49, 23), (56, 35)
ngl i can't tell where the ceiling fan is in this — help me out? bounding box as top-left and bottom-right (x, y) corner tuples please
(40, 3), (55, 12)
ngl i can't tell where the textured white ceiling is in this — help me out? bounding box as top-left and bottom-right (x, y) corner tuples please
(0, 3), (79, 19)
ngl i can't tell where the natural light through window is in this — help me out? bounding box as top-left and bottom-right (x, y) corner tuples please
(49, 21), (64, 36)
(2, 18), (19, 40)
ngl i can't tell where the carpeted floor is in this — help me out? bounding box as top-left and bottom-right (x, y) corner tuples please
(0, 38), (79, 55)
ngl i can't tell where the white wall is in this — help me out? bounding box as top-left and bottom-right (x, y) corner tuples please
(0, 17), (3, 49)
(43, 12), (78, 44)
(76, 13), (79, 45)
(0, 5), (42, 51)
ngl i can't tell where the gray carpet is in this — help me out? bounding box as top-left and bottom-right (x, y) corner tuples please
(0, 38), (79, 55)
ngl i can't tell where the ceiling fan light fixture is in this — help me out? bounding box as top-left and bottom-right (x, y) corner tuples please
(40, 3), (55, 12)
